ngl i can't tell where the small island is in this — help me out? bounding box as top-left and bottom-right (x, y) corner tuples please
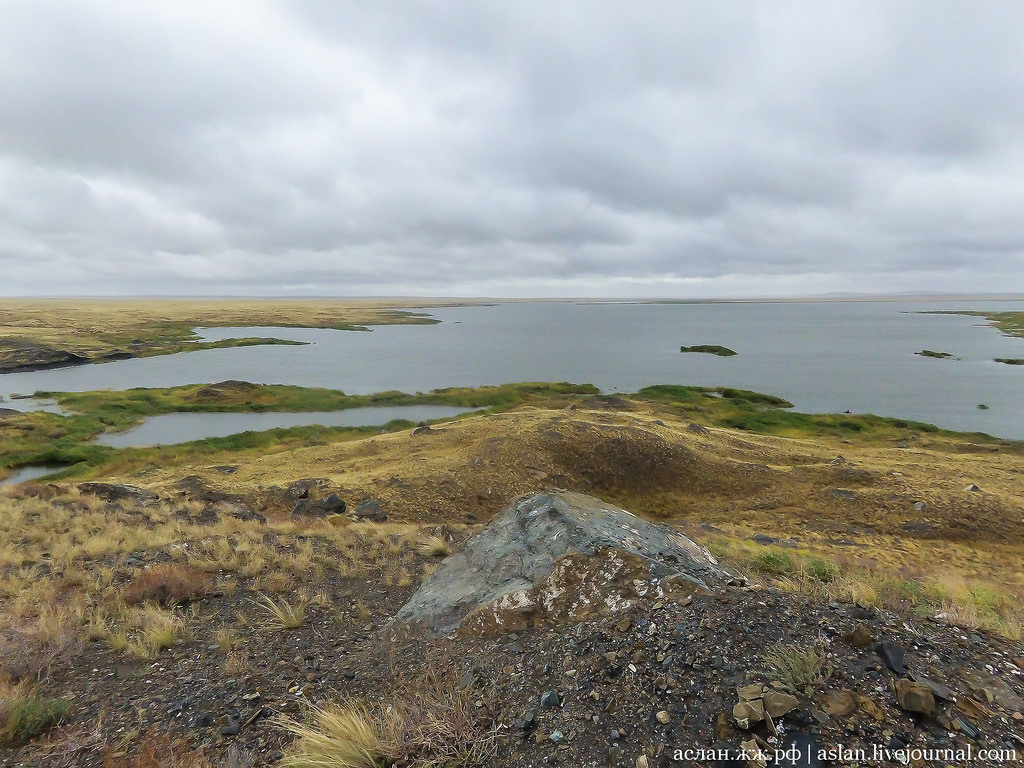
(995, 358), (1024, 365)
(916, 349), (958, 360)
(680, 344), (737, 356)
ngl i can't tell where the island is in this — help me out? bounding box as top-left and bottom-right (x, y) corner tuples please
(679, 344), (737, 356)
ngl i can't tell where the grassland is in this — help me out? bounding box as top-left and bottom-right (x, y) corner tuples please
(0, 382), (598, 478)
(0, 298), (462, 373)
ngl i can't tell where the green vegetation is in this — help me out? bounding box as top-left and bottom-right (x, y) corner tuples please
(679, 344), (737, 356)
(633, 384), (999, 441)
(762, 642), (829, 695)
(0, 690), (70, 746)
(916, 349), (956, 359)
(995, 358), (1024, 365)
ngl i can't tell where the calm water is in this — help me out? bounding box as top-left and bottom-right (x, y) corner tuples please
(95, 406), (478, 448)
(1, 301), (1023, 438)
(0, 465), (66, 487)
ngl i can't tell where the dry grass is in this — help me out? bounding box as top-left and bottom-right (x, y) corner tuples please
(254, 593), (308, 630)
(122, 563), (211, 606)
(280, 666), (498, 768)
(100, 729), (219, 767)
(416, 535), (451, 558)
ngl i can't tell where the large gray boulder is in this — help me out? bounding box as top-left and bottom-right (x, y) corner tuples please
(393, 491), (732, 635)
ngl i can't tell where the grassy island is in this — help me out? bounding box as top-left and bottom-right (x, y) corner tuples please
(679, 344), (737, 356)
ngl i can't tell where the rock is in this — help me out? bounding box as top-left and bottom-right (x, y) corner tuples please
(857, 695), (884, 722)
(827, 489), (857, 501)
(895, 680), (935, 715)
(548, 730), (564, 744)
(77, 482), (160, 506)
(540, 690), (560, 710)
(877, 640), (907, 674)
(392, 491), (730, 635)
(194, 713), (214, 727)
(220, 722), (241, 736)
(843, 622), (873, 648)
(292, 494), (347, 518)
(284, 478), (332, 500)
(412, 422), (438, 436)
(907, 672), (952, 701)
(820, 690), (857, 717)
(762, 691), (799, 718)
(0, 338), (90, 373)
(733, 700), (765, 726)
(686, 423), (709, 435)
(519, 712), (536, 731)
(353, 499), (387, 523)
(964, 484), (981, 492)
(959, 669), (1024, 711)
(655, 710), (671, 724)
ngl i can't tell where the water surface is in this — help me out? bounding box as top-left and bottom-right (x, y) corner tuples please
(1, 301), (1022, 438)
(95, 405), (477, 448)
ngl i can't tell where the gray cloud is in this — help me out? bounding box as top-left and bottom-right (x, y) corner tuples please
(1, 1), (1023, 297)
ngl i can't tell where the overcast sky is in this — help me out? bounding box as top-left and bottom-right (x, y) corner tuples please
(2, 1), (1023, 298)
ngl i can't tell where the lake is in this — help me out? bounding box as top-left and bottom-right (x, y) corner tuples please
(94, 406), (479, 448)
(1, 300), (1023, 438)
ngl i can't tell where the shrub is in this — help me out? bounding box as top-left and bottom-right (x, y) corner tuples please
(416, 535), (451, 558)
(255, 593), (307, 630)
(804, 557), (840, 583)
(763, 642), (829, 695)
(122, 564), (210, 606)
(0, 682), (70, 745)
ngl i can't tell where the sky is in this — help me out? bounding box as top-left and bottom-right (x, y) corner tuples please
(2, 1), (1024, 298)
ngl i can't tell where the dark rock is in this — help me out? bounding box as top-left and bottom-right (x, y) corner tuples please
(751, 534), (779, 545)
(284, 478), (331, 500)
(291, 494), (347, 518)
(412, 422), (438, 436)
(220, 722), (241, 736)
(194, 713), (214, 727)
(908, 672), (952, 700)
(686, 423), (710, 435)
(77, 482), (160, 506)
(519, 712), (536, 732)
(392, 491), (731, 635)
(540, 690), (560, 710)
(827, 489), (857, 501)
(877, 640), (907, 674)
(0, 338), (91, 373)
(353, 499), (387, 523)
(548, 730), (564, 744)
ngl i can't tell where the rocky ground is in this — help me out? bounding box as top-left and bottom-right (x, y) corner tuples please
(2, 490), (1023, 767)
(5, 563), (1023, 766)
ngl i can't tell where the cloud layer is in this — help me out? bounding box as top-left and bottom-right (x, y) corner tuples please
(2, 1), (1023, 296)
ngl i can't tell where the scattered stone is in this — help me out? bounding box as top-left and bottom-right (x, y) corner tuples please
(540, 690), (560, 710)
(220, 722), (241, 736)
(686, 423), (709, 435)
(655, 710), (671, 724)
(548, 730), (564, 744)
(895, 680), (935, 715)
(907, 672), (952, 701)
(877, 640), (907, 674)
(964, 483), (981, 492)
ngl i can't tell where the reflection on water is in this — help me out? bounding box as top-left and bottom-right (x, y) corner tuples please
(95, 405), (478, 448)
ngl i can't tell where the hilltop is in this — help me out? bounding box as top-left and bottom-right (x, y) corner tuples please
(1, 389), (1023, 766)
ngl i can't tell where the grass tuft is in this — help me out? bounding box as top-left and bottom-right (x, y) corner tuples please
(416, 535), (451, 558)
(0, 682), (70, 745)
(255, 593), (307, 630)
